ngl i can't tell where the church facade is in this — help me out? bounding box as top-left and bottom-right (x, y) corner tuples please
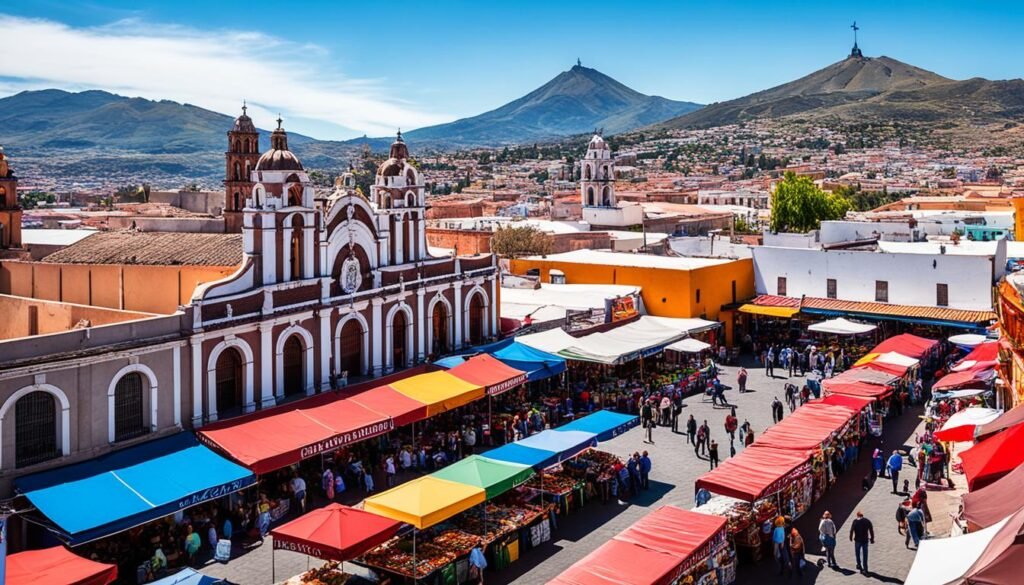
(0, 110), (498, 487)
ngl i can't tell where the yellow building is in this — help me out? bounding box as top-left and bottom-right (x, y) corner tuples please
(509, 249), (754, 344)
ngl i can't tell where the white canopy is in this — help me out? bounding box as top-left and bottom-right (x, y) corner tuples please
(666, 338), (712, 354)
(904, 515), (1010, 585)
(557, 316), (717, 365)
(938, 407), (1002, 434)
(933, 388), (991, 400)
(516, 328), (578, 354)
(874, 351), (919, 368)
(807, 317), (877, 336)
(949, 333), (989, 348)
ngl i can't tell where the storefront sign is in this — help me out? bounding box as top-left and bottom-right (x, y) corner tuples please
(176, 476), (257, 510)
(273, 539), (325, 558)
(298, 420), (395, 459)
(486, 373), (529, 396)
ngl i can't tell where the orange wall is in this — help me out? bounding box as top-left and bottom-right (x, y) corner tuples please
(0, 295), (153, 340)
(508, 257), (755, 321)
(0, 261), (235, 314)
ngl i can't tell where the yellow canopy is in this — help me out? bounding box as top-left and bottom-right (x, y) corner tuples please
(854, 353), (879, 366)
(738, 304), (799, 318)
(363, 476), (486, 529)
(390, 371), (484, 416)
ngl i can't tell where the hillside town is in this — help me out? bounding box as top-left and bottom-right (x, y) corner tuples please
(3, 12), (1024, 585)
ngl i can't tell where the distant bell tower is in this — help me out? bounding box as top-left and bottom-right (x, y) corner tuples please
(0, 146), (22, 250)
(849, 21), (863, 59)
(224, 102), (260, 233)
(580, 132), (615, 207)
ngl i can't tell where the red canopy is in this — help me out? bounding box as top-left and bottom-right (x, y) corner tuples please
(695, 445), (811, 501)
(932, 368), (996, 391)
(870, 333), (938, 360)
(349, 385), (429, 427)
(962, 341), (999, 363)
(959, 506), (1024, 584)
(814, 394), (874, 411)
(448, 354), (527, 396)
(859, 360), (911, 377)
(271, 503), (401, 561)
(6, 546), (117, 585)
(963, 462), (1024, 529)
(960, 422), (1024, 490)
(757, 403), (858, 451)
(551, 506), (727, 585)
(977, 405), (1024, 441)
(823, 379), (893, 399)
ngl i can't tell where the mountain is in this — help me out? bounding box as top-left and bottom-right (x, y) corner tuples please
(654, 54), (1024, 130)
(404, 65), (702, 146)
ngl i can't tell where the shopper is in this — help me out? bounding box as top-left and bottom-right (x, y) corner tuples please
(772, 517), (788, 575)
(698, 420), (710, 456)
(907, 504), (925, 549)
(686, 414), (697, 445)
(469, 538), (487, 584)
(771, 397), (785, 423)
(644, 414), (655, 444)
(640, 450), (652, 489)
(887, 450), (904, 494)
(872, 448), (884, 479)
(737, 367), (748, 393)
(849, 511), (874, 575)
(708, 440), (719, 470)
(724, 408), (738, 442)
(671, 398), (682, 433)
(744, 429), (755, 447)
(789, 527), (805, 576)
(819, 511), (838, 568)
(290, 472), (307, 514)
(766, 346), (775, 376)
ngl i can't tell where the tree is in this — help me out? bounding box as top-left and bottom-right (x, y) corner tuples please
(490, 226), (553, 258)
(769, 172), (851, 233)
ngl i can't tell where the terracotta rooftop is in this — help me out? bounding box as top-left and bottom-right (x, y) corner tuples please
(41, 231), (243, 266)
(800, 297), (996, 325)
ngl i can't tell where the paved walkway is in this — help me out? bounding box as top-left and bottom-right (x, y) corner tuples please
(202, 357), (924, 584)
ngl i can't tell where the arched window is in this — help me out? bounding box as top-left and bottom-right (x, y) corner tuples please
(339, 320), (363, 377)
(215, 348), (243, 419)
(602, 186), (611, 206)
(432, 302), (450, 355)
(602, 165), (610, 180)
(114, 373), (147, 442)
(584, 165), (592, 180)
(391, 310), (408, 368)
(586, 186), (595, 206)
(244, 138), (251, 153)
(468, 294), (485, 345)
(233, 161), (241, 181)
(406, 193), (415, 207)
(232, 192), (242, 210)
(288, 184), (304, 207)
(282, 335), (305, 396)
(233, 140), (240, 152)
(245, 161), (252, 178)
(15, 391), (59, 468)
(290, 215), (304, 280)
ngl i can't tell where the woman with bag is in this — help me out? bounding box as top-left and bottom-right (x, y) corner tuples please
(818, 511), (838, 568)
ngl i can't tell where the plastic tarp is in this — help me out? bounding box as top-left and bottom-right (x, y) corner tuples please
(362, 476), (486, 529)
(482, 442), (560, 469)
(516, 429), (597, 462)
(559, 410), (640, 441)
(963, 463), (1024, 529)
(695, 445), (811, 502)
(431, 455), (534, 499)
(15, 433), (256, 545)
(738, 304), (798, 318)
(149, 569), (223, 585)
(551, 506), (727, 585)
(904, 514), (1010, 585)
(447, 354), (527, 396)
(934, 408), (1002, 442)
(977, 404), (1024, 440)
(6, 546), (117, 585)
(933, 368), (997, 391)
(270, 503), (401, 562)
(665, 338), (712, 353)
(870, 333), (939, 360)
(807, 318), (877, 335)
(200, 399), (395, 475)
(389, 371), (484, 416)
(960, 422), (1024, 490)
(491, 342), (566, 381)
(516, 328), (579, 354)
(757, 403), (858, 451)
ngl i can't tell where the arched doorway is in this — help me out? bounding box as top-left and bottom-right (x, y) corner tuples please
(282, 335), (305, 396)
(215, 348), (243, 419)
(468, 294), (485, 345)
(391, 310), (408, 369)
(432, 302), (450, 355)
(586, 186), (595, 206)
(338, 319), (363, 378)
(15, 391), (59, 468)
(113, 373), (147, 442)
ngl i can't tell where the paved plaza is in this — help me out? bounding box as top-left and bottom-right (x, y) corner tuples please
(201, 357), (929, 584)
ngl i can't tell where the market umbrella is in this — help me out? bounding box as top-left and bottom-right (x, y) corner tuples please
(934, 407), (1002, 443)
(270, 503), (401, 562)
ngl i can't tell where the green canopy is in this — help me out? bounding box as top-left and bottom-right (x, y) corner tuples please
(432, 455), (534, 499)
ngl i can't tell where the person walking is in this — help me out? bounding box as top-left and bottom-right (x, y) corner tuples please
(695, 423), (707, 457)
(818, 511), (838, 568)
(659, 396), (672, 426)
(789, 527), (805, 577)
(640, 399), (654, 430)
(737, 367), (748, 393)
(907, 504), (925, 549)
(699, 420), (710, 455)
(640, 450), (652, 489)
(686, 414), (697, 445)
(771, 397), (784, 423)
(766, 346), (776, 377)
(724, 408), (738, 443)
(744, 429), (755, 447)
(671, 398), (682, 433)
(708, 440), (719, 470)
(627, 453), (640, 495)
(772, 517), (788, 575)
(896, 500), (912, 547)
(644, 414), (655, 444)
(849, 511), (874, 575)
(887, 450), (904, 494)
(872, 448), (884, 479)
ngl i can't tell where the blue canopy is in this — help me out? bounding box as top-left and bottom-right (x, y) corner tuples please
(483, 443), (560, 469)
(517, 429), (597, 462)
(15, 433), (256, 545)
(150, 569), (224, 585)
(433, 355), (466, 369)
(491, 342), (566, 382)
(558, 410), (639, 442)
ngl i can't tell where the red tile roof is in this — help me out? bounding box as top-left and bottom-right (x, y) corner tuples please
(42, 231), (243, 266)
(751, 295), (800, 307)
(801, 297), (996, 325)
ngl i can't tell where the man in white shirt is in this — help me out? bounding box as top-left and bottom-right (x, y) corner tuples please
(290, 472), (307, 513)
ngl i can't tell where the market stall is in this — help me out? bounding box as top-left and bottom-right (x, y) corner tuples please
(755, 402), (858, 452)
(363, 476), (486, 529)
(558, 410), (639, 441)
(432, 455), (534, 499)
(695, 445), (812, 503)
(962, 462), (1024, 531)
(905, 507), (1024, 585)
(448, 355), (528, 397)
(388, 371), (485, 416)
(149, 568), (223, 585)
(959, 422), (1024, 490)
(933, 407), (1002, 443)
(5, 546), (118, 585)
(13, 433), (256, 545)
(807, 318), (877, 336)
(550, 506), (732, 585)
(871, 333), (940, 360)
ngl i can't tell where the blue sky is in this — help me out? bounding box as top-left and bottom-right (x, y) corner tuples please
(2, 1), (1023, 139)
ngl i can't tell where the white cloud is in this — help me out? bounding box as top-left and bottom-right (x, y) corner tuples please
(0, 14), (451, 138)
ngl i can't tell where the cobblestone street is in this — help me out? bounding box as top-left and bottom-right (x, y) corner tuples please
(202, 357), (926, 584)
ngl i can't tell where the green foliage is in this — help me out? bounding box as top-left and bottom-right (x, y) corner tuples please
(832, 184), (903, 212)
(490, 225), (553, 258)
(769, 172), (851, 233)
(20, 191), (57, 209)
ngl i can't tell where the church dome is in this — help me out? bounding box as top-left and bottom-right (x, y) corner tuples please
(377, 131), (410, 177)
(255, 118), (303, 172)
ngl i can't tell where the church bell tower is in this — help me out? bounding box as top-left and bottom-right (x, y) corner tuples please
(224, 103), (260, 233)
(0, 146), (22, 251)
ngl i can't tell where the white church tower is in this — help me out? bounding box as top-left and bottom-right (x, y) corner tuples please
(580, 133), (643, 228)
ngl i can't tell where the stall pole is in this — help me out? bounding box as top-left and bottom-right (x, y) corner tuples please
(413, 530), (418, 584)
(272, 544), (276, 584)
